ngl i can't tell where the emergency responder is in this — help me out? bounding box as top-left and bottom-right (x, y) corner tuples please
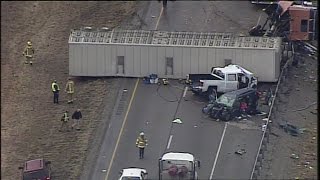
(65, 78), (75, 103)
(51, 80), (60, 104)
(22, 41), (35, 65)
(136, 132), (148, 159)
(59, 110), (70, 132)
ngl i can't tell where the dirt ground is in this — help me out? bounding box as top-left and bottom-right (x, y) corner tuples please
(1, 1), (137, 179)
(1, 1), (318, 180)
(259, 52), (318, 179)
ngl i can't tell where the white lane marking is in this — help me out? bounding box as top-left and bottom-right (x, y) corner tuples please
(167, 135), (173, 149)
(183, 86), (188, 98)
(209, 122), (228, 179)
(155, 7), (164, 30)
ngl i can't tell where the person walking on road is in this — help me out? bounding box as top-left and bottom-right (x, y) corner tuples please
(51, 80), (60, 104)
(71, 109), (82, 130)
(59, 111), (70, 132)
(65, 78), (75, 104)
(136, 132), (148, 159)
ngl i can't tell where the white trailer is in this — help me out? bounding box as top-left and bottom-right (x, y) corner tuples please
(69, 28), (282, 82)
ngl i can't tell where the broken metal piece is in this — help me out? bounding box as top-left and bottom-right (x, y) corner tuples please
(235, 149), (246, 155)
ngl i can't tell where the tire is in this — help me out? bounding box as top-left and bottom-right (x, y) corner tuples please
(163, 0), (167, 7)
(224, 113), (232, 121)
(207, 87), (217, 101)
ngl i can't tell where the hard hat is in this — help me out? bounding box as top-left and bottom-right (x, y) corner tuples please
(140, 132), (144, 136)
(27, 41), (32, 46)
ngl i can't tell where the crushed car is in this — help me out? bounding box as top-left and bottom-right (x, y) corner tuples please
(202, 88), (260, 121)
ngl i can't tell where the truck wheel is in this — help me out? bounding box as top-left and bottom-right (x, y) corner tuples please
(224, 114), (231, 121)
(208, 87), (217, 101)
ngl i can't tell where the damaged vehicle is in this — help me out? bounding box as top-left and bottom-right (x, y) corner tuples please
(202, 88), (259, 121)
(187, 64), (258, 100)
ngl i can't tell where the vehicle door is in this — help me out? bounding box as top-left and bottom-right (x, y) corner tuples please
(225, 73), (238, 92)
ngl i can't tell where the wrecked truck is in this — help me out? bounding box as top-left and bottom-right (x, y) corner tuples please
(187, 64), (258, 99)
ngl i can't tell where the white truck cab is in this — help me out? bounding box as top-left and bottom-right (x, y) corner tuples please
(119, 168), (148, 180)
(189, 64), (257, 98)
(159, 152), (201, 180)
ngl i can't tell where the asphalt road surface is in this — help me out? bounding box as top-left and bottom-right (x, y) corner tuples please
(88, 1), (267, 180)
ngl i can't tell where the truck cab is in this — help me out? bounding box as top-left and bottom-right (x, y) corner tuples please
(159, 152), (201, 180)
(188, 64), (257, 98)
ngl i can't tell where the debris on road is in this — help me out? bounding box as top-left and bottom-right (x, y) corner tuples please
(290, 153), (299, 159)
(235, 149), (246, 155)
(262, 124), (267, 132)
(172, 118), (182, 124)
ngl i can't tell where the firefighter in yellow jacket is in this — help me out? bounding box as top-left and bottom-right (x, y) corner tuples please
(136, 132), (148, 159)
(65, 78), (75, 103)
(23, 41), (35, 65)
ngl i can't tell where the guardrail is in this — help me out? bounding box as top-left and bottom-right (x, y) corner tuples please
(250, 42), (294, 179)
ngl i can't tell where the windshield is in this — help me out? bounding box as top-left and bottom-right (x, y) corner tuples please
(23, 170), (48, 180)
(216, 94), (236, 107)
(121, 177), (141, 180)
(212, 69), (225, 79)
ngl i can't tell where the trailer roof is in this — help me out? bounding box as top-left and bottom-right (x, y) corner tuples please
(69, 28), (281, 49)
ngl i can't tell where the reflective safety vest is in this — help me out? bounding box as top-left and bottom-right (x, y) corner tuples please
(65, 81), (74, 94)
(51, 82), (60, 92)
(23, 46), (35, 58)
(136, 136), (147, 148)
(61, 112), (69, 122)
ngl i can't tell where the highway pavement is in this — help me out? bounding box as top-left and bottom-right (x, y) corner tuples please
(88, 1), (268, 180)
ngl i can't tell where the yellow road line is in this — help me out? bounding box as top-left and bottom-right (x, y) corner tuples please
(105, 78), (140, 180)
(155, 6), (164, 30)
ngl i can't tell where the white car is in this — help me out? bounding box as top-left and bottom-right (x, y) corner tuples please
(119, 168), (148, 180)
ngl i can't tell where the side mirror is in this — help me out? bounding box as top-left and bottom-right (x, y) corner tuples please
(18, 166), (23, 170)
(119, 170), (123, 175)
(197, 160), (201, 168)
(45, 161), (51, 165)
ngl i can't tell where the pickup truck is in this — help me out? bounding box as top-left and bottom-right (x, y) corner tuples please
(187, 64), (258, 99)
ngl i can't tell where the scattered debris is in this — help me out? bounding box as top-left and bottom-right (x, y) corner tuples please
(270, 132), (279, 137)
(291, 102), (317, 112)
(312, 136), (316, 140)
(290, 153), (299, 159)
(194, 125), (198, 128)
(257, 111), (267, 116)
(172, 118), (182, 124)
(294, 75), (299, 78)
(235, 149), (246, 155)
(152, 15), (156, 18)
(262, 124), (267, 132)
(279, 121), (305, 136)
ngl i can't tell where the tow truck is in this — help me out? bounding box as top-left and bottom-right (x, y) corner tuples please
(187, 64), (258, 99)
(159, 152), (201, 180)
